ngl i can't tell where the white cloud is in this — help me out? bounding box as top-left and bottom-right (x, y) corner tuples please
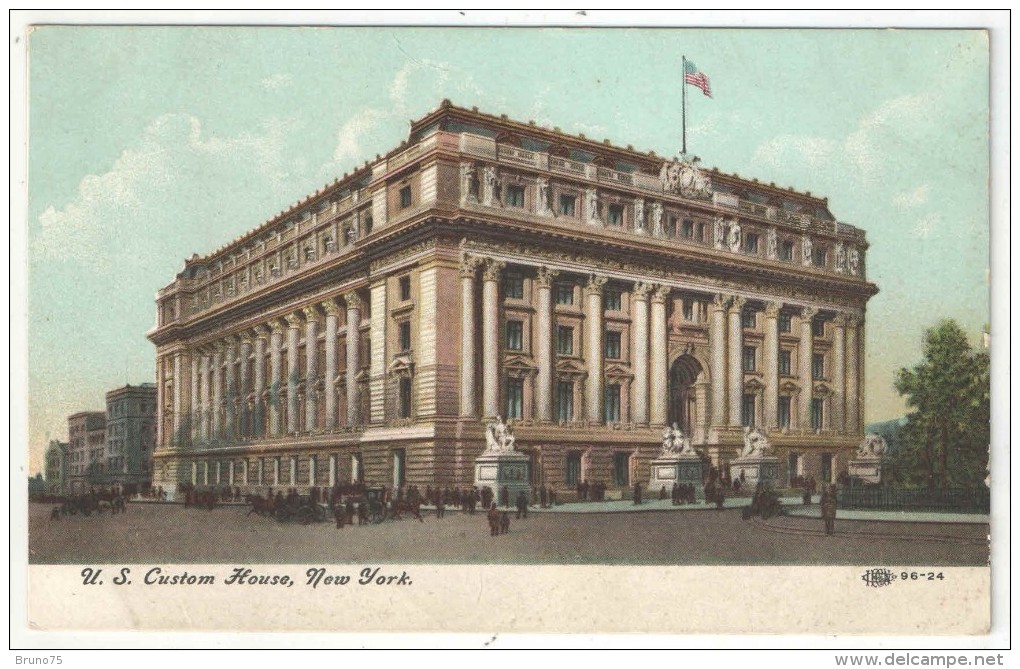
(892, 184), (932, 208)
(260, 73), (292, 90)
(912, 212), (940, 239)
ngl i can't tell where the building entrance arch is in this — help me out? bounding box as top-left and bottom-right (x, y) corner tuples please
(668, 354), (703, 435)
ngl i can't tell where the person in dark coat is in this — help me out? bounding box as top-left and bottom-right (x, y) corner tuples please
(821, 484), (837, 535)
(671, 482), (679, 506)
(435, 494), (445, 519)
(659, 485), (667, 501)
(515, 490), (528, 519)
(539, 486), (548, 508)
(487, 502), (500, 537)
(549, 487), (557, 506)
(500, 485), (509, 508)
(633, 482), (642, 505)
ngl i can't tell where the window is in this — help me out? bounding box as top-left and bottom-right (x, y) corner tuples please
(604, 289), (622, 311)
(506, 378), (524, 419)
(364, 216), (373, 235)
(604, 384), (621, 423)
(778, 396), (791, 429)
(398, 321), (412, 352)
(503, 274), (524, 299)
(811, 397), (824, 430)
(393, 448), (406, 487)
(506, 320), (524, 351)
(556, 326), (574, 355)
(607, 203), (624, 226)
(556, 381), (574, 422)
(604, 330), (622, 359)
(742, 310), (756, 329)
(779, 350), (792, 376)
(812, 247), (827, 268)
(555, 283), (574, 305)
(682, 219), (695, 238)
(780, 240), (794, 262)
(742, 393), (756, 427)
(696, 222), (706, 242)
(812, 318), (825, 338)
(613, 452), (630, 487)
(812, 353), (825, 380)
(565, 452), (582, 486)
(558, 194), (576, 216)
(779, 312), (792, 333)
(399, 275), (411, 301)
(399, 185), (412, 209)
(506, 184), (525, 208)
(682, 300), (694, 321)
(743, 346), (757, 372)
(398, 377), (412, 418)
(821, 452), (833, 483)
(744, 233), (760, 254)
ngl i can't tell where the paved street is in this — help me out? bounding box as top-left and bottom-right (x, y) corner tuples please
(28, 502), (988, 566)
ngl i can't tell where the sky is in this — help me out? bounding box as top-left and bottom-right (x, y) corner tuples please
(22, 26), (990, 473)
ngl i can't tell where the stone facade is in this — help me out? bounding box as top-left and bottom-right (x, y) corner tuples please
(44, 439), (68, 495)
(104, 383), (157, 489)
(148, 101), (877, 497)
(66, 411), (106, 494)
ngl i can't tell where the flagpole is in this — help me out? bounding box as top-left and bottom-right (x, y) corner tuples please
(681, 55), (687, 156)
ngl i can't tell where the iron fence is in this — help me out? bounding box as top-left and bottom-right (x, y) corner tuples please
(838, 485), (990, 514)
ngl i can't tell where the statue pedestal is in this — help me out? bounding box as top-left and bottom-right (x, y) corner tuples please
(729, 455), (780, 489)
(474, 451), (531, 507)
(849, 455), (882, 484)
(649, 453), (705, 501)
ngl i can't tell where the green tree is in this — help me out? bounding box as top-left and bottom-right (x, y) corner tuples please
(894, 319), (989, 490)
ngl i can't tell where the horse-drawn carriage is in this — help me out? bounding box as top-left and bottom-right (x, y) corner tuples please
(273, 494), (329, 525)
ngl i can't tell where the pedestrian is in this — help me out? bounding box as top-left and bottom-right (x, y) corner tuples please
(436, 494), (445, 519)
(821, 484), (837, 535)
(549, 487), (557, 506)
(516, 490), (528, 519)
(671, 482), (679, 505)
(487, 502), (500, 537)
(500, 485), (509, 508)
(539, 486), (548, 509)
(633, 481), (642, 505)
(500, 511), (511, 534)
(659, 485), (667, 501)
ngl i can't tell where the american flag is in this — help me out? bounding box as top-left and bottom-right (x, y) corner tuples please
(684, 59), (712, 98)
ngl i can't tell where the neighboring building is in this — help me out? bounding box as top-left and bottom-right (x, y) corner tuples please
(149, 100), (877, 497)
(28, 474), (46, 497)
(66, 411), (106, 494)
(44, 439), (68, 495)
(104, 383), (158, 492)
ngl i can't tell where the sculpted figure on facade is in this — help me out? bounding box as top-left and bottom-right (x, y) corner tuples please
(801, 235), (814, 266)
(834, 242), (847, 274)
(482, 165), (500, 207)
(460, 162), (479, 203)
(713, 216), (727, 249)
(586, 188), (601, 225)
(727, 219), (742, 253)
(659, 156), (713, 199)
(484, 415), (517, 454)
(766, 227), (779, 260)
(848, 247), (861, 276)
(633, 198), (645, 233)
(536, 176), (553, 216)
(660, 423), (694, 456)
(651, 201), (664, 237)
(857, 434), (887, 458)
(740, 426), (771, 459)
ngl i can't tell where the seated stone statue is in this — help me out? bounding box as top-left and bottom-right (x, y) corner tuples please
(857, 433), (886, 458)
(660, 423), (694, 456)
(740, 426), (771, 459)
(485, 415), (517, 454)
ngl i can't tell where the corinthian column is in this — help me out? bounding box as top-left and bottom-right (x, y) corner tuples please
(831, 314), (847, 433)
(303, 307), (320, 431)
(584, 274), (608, 423)
(709, 294), (729, 427)
(199, 348), (211, 441)
(172, 352), (184, 445)
(459, 257), (480, 418)
(798, 307), (818, 430)
(481, 259), (505, 419)
(323, 301), (341, 429)
(845, 314), (860, 434)
(238, 335), (253, 437)
(190, 353), (200, 442)
(224, 338), (238, 441)
(344, 292), (363, 427)
(631, 282), (651, 425)
(763, 301), (781, 430)
(286, 313), (302, 434)
(649, 285), (670, 426)
(728, 297), (746, 426)
(212, 344), (223, 440)
(253, 326), (268, 437)
(269, 321), (284, 436)
(534, 266), (559, 422)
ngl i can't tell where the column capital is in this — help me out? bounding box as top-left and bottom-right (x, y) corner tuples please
(482, 258), (506, 282)
(831, 313), (848, 328)
(302, 306), (322, 324)
(239, 333), (255, 347)
(535, 266), (559, 289)
(711, 293), (731, 310)
(459, 254), (483, 278)
(343, 291), (364, 312)
(729, 296), (747, 312)
(285, 313), (303, 329)
(764, 301), (782, 318)
(254, 324), (272, 339)
(270, 320), (287, 335)
(322, 300), (343, 318)
(801, 306), (818, 320)
(632, 281), (652, 299)
(586, 274), (608, 295)
(845, 313), (861, 327)
(651, 284), (670, 304)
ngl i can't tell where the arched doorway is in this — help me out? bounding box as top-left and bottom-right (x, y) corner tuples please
(669, 355), (703, 435)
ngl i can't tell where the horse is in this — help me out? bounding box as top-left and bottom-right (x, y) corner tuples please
(389, 498), (424, 522)
(246, 494), (274, 517)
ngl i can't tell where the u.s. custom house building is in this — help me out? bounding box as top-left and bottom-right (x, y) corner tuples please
(148, 100), (878, 498)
